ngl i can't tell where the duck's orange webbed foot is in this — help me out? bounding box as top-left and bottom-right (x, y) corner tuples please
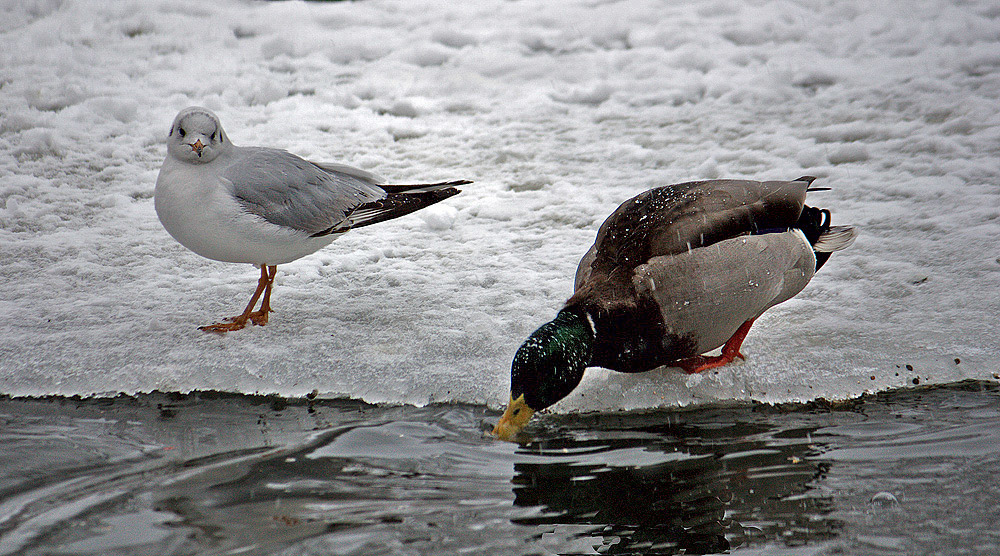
(674, 318), (755, 374)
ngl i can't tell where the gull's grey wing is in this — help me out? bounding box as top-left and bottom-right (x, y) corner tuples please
(310, 161), (384, 184)
(632, 230), (816, 354)
(222, 147), (386, 235)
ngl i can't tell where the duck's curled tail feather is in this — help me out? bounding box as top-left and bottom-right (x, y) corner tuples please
(814, 225), (858, 253)
(796, 204), (857, 270)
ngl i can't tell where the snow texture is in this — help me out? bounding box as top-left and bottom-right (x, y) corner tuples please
(2, 0), (999, 411)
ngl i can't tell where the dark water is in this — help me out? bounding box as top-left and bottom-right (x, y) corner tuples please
(1, 381), (997, 555)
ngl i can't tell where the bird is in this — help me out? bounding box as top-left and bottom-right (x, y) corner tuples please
(492, 177), (857, 440)
(154, 106), (470, 332)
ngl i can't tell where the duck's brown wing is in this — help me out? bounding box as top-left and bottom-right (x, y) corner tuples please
(582, 178), (812, 279)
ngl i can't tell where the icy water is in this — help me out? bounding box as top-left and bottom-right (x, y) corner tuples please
(1, 381), (998, 556)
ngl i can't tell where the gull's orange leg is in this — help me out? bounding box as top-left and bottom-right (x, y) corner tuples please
(675, 318), (756, 374)
(247, 265), (277, 326)
(199, 264), (275, 333)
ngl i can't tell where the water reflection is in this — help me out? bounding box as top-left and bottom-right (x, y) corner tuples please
(510, 409), (840, 553)
(3, 383), (997, 555)
(141, 403), (843, 555)
(0, 394), (844, 556)
(146, 404), (530, 556)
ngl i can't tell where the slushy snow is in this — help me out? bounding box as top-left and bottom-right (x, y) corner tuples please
(1, 0), (998, 411)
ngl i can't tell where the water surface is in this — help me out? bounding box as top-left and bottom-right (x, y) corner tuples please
(1, 381), (997, 555)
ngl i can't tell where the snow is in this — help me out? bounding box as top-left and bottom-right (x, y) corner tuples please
(1, 0), (998, 411)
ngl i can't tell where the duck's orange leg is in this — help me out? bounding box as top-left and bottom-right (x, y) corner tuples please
(199, 264), (277, 333)
(676, 319), (756, 374)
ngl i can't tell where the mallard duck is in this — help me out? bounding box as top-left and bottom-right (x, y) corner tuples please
(155, 107), (469, 332)
(492, 177), (857, 440)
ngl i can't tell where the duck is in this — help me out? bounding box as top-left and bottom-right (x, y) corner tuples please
(492, 177), (857, 440)
(155, 107), (470, 332)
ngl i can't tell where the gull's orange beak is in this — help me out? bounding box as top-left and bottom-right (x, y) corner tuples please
(191, 138), (204, 157)
(491, 394), (535, 441)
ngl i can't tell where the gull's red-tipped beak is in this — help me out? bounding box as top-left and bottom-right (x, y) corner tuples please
(191, 139), (204, 157)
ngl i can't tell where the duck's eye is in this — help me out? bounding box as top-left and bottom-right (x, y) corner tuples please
(178, 127), (186, 138)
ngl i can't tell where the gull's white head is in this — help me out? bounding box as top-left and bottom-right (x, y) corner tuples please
(167, 107), (230, 164)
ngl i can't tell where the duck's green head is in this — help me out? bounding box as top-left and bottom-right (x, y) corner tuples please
(492, 308), (594, 441)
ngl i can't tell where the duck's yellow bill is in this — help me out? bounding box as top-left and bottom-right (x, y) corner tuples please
(491, 394), (535, 441)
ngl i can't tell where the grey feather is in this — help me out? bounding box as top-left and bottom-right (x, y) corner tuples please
(221, 147), (386, 235)
(633, 231), (815, 353)
(311, 161), (384, 184)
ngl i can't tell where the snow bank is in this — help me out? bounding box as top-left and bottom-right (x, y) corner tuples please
(1, 0), (998, 410)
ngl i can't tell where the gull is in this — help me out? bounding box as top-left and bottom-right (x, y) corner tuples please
(154, 106), (469, 333)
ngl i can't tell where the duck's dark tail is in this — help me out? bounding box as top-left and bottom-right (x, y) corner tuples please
(796, 204), (858, 270)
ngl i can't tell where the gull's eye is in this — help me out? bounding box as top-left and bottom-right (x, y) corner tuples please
(210, 131), (216, 141)
(178, 127), (186, 138)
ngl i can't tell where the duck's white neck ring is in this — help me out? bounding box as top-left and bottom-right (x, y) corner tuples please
(584, 311), (597, 337)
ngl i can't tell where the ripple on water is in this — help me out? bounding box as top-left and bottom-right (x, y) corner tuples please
(0, 380), (997, 555)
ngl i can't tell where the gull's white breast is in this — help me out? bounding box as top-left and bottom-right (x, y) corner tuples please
(154, 156), (339, 266)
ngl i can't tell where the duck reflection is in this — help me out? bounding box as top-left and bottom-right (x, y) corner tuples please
(510, 409), (839, 554)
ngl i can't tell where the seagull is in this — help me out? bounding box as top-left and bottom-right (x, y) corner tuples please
(154, 106), (469, 333)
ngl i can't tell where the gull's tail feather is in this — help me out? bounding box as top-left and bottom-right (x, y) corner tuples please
(378, 180), (472, 194)
(311, 183), (465, 236)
